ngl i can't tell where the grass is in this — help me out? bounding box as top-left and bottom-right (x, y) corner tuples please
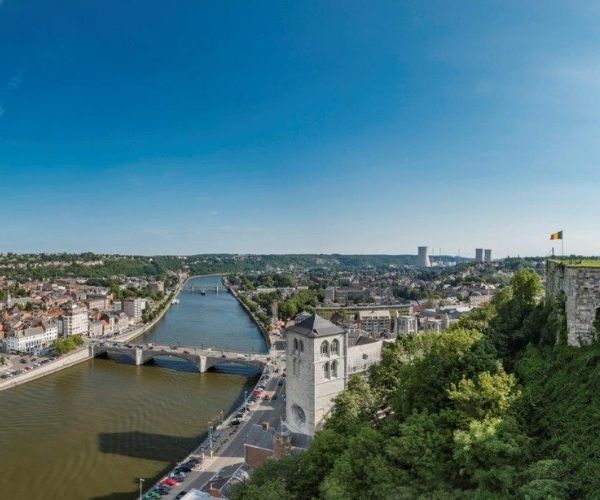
(548, 258), (600, 268)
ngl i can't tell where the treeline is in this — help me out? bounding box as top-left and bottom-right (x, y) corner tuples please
(1, 253), (480, 282)
(0, 255), (185, 281)
(232, 268), (597, 499)
(52, 336), (84, 355)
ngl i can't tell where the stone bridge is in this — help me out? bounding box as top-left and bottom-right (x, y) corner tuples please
(91, 343), (268, 373)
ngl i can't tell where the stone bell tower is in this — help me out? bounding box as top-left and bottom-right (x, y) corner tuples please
(285, 314), (347, 437)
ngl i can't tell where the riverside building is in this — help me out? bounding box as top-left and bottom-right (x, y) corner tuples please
(5, 322), (58, 354)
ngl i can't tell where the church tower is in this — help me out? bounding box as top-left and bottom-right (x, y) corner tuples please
(285, 314), (347, 437)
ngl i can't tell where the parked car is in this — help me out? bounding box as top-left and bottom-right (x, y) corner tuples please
(175, 492), (188, 499)
(272, 394), (278, 400)
(231, 419), (241, 426)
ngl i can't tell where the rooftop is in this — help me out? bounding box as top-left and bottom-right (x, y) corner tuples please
(287, 313), (344, 338)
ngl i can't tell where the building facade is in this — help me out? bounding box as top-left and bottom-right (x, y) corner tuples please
(62, 305), (89, 336)
(123, 297), (144, 323)
(285, 314), (382, 438)
(358, 310), (391, 336)
(395, 314), (417, 335)
(5, 323), (58, 353)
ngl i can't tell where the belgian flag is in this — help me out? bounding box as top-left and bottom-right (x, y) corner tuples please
(550, 230), (563, 240)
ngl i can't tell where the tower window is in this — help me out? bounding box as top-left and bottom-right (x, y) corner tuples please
(331, 339), (340, 355)
(320, 340), (329, 357)
(331, 360), (338, 378)
(324, 361), (331, 379)
(299, 340), (304, 352)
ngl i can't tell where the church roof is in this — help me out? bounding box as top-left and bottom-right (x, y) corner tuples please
(287, 313), (344, 338)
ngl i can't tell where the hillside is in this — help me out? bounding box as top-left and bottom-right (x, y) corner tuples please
(232, 269), (599, 499)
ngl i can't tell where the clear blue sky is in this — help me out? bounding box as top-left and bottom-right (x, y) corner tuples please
(1, 1), (599, 256)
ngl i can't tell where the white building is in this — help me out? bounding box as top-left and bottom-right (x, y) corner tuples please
(324, 287), (336, 304)
(123, 297), (144, 323)
(62, 305), (89, 336)
(5, 323), (58, 354)
(285, 314), (382, 438)
(358, 310), (391, 336)
(395, 314), (418, 335)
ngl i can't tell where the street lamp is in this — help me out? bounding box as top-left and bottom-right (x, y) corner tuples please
(138, 478), (144, 500)
(208, 420), (214, 457)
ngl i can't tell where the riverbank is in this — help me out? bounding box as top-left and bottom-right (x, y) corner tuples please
(226, 283), (272, 349)
(0, 278), (187, 393)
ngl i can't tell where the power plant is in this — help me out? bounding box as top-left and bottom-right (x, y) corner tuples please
(417, 246), (431, 267)
(484, 249), (492, 263)
(475, 248), (484, 262)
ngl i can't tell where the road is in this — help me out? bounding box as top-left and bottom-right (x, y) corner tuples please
(151, 356), (286, 499)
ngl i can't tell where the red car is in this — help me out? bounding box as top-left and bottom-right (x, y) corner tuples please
(160, 478), (177, 487)
(263, 394), (270, 400)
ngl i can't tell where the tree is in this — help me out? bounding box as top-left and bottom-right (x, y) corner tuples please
(488, 268), (542, 360)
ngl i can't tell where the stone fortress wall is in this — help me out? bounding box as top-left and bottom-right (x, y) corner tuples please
(546, 260), (600, 346)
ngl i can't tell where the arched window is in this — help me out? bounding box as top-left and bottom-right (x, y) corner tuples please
(293, 338), (299, 352)
(331, 339), (340, 355)
(292, 404), (306, 425)
(299, 340), (304, 352)
(323, 361), (331, 379)
(331, 360), (338, 378)
(320, 340), (329, 357)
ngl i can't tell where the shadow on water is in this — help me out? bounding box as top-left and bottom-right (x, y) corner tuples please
(95, 431), (203, 499)
(99, 430), (201, 462)
(95, 379), (258, 500)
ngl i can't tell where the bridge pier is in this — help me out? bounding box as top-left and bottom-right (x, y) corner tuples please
(134, 348), (144, 366)
(197, 356), (207, 373)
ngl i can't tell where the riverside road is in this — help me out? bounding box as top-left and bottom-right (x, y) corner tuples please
(151, 354), (286, 498)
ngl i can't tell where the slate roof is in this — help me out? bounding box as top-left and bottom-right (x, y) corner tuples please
(287, 313), (344, 338)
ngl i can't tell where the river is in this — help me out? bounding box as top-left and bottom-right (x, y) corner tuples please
(0, 276), (267, 500)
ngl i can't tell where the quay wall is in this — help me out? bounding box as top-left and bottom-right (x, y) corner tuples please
(0, 347), (91, 392)
(0, 278), (188, 393)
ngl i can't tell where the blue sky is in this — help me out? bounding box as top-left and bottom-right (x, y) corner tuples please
(1, 1), (599, 256)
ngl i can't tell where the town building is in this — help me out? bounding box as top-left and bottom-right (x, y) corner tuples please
(147, 281), (165, 294)
(89, 320), (104, 337)
(285, 314), (382, 438)
(244, 421), (293, 469)
(358, 309), (391, 336)
(395, 314), (417, 335)
(123, 297), (144, 323)
(5, 322), (58, 353)
(61, 305), (89, 336)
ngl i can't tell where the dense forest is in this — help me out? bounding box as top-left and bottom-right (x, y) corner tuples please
(232, 269), (600, 499)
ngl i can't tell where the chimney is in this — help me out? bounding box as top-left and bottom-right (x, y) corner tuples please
(261, 421), (269, 431)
